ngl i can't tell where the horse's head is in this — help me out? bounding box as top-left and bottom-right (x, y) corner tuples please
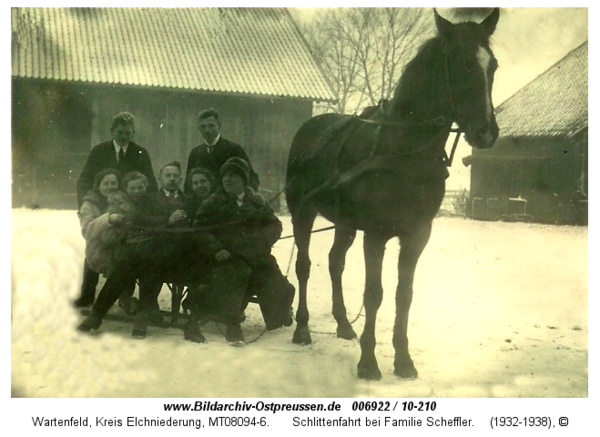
(434, 8), (500, 149)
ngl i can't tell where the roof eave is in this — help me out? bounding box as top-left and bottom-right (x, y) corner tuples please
(12, 74), (338, 102)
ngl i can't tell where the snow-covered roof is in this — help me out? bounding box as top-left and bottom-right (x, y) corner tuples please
(495, 41), (587, 138)
(11, 7), (336, 101)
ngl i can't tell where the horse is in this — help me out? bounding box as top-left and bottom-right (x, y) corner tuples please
(285, 8), (500, 380)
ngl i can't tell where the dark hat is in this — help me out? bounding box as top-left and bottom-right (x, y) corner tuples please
(220, 157), (250, 186)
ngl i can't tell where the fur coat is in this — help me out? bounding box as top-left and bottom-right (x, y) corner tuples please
(78, 190), (137, 276)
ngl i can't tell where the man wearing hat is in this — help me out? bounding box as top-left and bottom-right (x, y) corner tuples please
(189, 157), (294, 345)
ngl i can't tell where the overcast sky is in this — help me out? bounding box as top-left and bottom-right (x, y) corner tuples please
(475, 7), (587, 104)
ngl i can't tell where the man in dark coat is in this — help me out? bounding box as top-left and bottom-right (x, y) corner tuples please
(185, 108), (259, 193)
(129, 161), (187, 337)
(77, 112), (158, 207)
(190, 157), (294, 345)
(151, 160), (186, 221)
(73, 111), (158, 308)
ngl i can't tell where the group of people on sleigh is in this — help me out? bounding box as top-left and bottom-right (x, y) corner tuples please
(74, 109), (294, 346)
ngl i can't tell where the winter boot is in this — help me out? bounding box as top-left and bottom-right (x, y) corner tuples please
(76, 311), (102, 332)
(225, 323), (245, 346)
(183, 320), (206, 343)
(132, 311), (149, 339)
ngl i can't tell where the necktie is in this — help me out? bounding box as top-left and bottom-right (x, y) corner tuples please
(118, 147), (125, 162)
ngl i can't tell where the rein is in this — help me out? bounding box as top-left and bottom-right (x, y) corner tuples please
(124, 217), (254, 234)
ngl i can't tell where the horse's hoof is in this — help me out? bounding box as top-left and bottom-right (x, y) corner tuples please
(394, 360), (419, 379)
(357, 360), (382, 381)
(336, 324), (357, 340)
(292, 327), (312, 345)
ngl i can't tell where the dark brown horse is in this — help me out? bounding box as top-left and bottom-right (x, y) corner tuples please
(285, 8), (500, 380)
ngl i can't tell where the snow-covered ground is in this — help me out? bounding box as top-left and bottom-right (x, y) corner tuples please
(11, 208), (587, 398)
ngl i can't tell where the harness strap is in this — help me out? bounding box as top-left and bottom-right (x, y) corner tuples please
(297, 125), (455, 207)
(444, 128), (463, 167)
(300, 153), (447, 208)
(302, 116), (359, 164)
(327, 154), (448, 191)
(356, 115), (449, 128)
(329, 155), (405, 190)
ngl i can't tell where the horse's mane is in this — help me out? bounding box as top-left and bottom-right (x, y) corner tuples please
(359, 100), (390, 119)
(388, 37), (446, 118)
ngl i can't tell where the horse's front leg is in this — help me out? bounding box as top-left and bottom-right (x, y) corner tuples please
(292, 208), (317, 345)
(357, 232), (389, 380)
(329, 226), (358, 340)
(394, 224), (432, 379)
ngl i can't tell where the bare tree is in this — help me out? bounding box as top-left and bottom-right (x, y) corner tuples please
(299, 8), (434, 114)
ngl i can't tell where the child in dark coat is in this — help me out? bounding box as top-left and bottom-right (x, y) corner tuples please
(191, 157), (295, 345)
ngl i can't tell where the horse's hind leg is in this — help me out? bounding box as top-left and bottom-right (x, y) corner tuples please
(329, 226), (357, 340)
(291, 207), (318, 345)
(393, 224), (432, 379)
(357, 231), (389, 380)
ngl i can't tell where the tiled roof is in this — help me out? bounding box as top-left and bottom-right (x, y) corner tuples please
(11, 7), (336, 101)
(495, 41), (587, 138)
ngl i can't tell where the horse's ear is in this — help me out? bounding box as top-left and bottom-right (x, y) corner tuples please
(480, 8), (500, 36)
(434, 8), (453, 34)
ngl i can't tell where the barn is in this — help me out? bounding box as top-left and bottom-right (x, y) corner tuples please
(464, 41), (588, 224)
(11, 7), (335, 210)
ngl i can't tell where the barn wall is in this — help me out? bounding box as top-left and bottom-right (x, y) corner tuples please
(12, 78), (93, 209)
(12, 78), (313, 209)
(467, 135), (587, 224)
